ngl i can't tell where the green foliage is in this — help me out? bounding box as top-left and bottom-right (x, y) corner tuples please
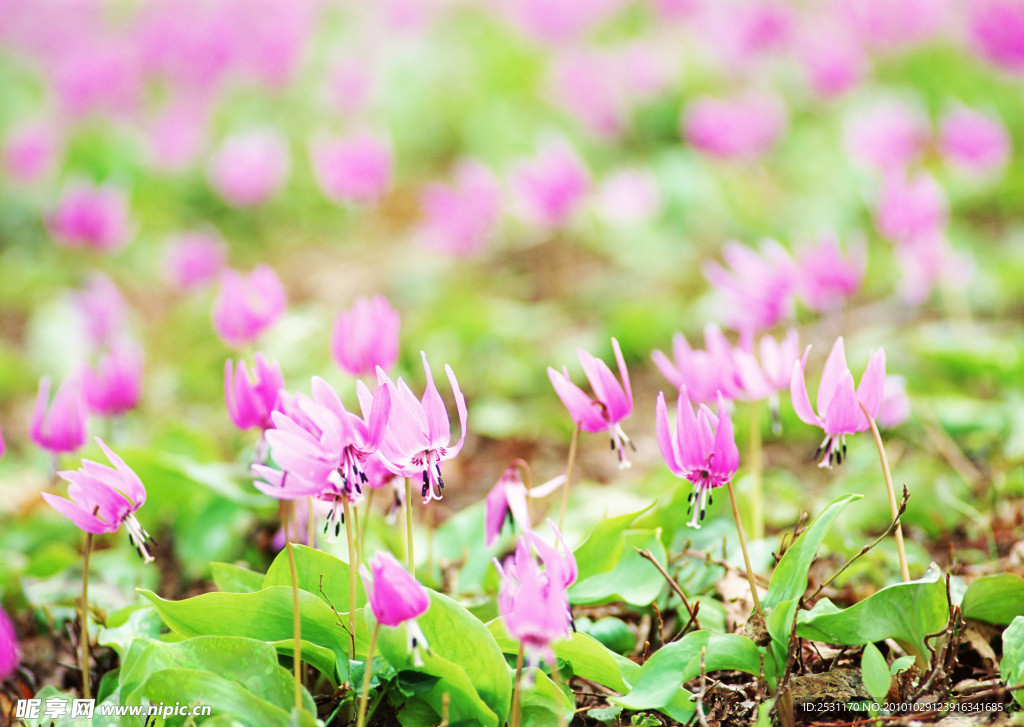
(961, 574), (1024, 626)
(262, 544), (366, 611)
(518, 669), (574, 727)
(572, 504), (654, 582)
(860, 643), (892, 704)
(1000, 616), (1024, 708)
(570, 529), (668, 606)
(210, 562), (266, 593)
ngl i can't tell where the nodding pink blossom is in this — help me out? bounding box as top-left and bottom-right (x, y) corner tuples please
(82, 341), (144, 417)
(894, 233), (966, 305)
(73, 272), (127, 349)
(875, 172), (948, 246)
(212, 264), (287, 348)
(207, 129), (290, 207)
(143, 97), (210, 174)
(593, 167), (662, 226)
(796, 236), (866, 312)
(164, 231), (228, 291)
(48, 182), (131, 252)
(494, 525), (575, 666)
(225, 353), (284, 431)
(309, 133), (393, 205)
(836, 0), (950, 53)
(655, 389), (739, 529)
(331, 295), (400, 378)
(844, 100), (929, 174)
(42, 438), (153, 563)
(416, 161), (501, 257)
(703, 239), (799, 333)
(683, 92), (787, 161)
(503, 0), (627, 43)
(511, 141), (590, 228)
(31, 374), (89, 456)
(0, 604), (17, 679)
(968, 0), (1024, 75)
(652, 324), (742, 405)
(696, 1), (794, 71)
(733, 329), (800, 410)
(484, 464), (565, 547)
(938, 107), (1011, 174)
(548, 338), (634, 467)
(376, 352), (467, 503)
(360, 551), (430, 663)
(3, 121), (59, 184)
(797, 22), (867, 98)
(547, 50), (630, 140)
(790, 337), (886, 469)
(328, 61), (374, 116)
(877, 375), (910, 428)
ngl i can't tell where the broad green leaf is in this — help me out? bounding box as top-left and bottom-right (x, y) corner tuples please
(394, 697), (441, 727)
(890, 655), (916, 676)
(573, 504), (654, 582)
(585, 617), (635, 655)
(269, 639), (342, 686)
(211, 562), (266, 593)
(763, 494), (862, 610)
(263, 544), (366, 612)
(519, 668), (574, 727)
(765, 598), (798, 690)
(1000, 616), (1024, 708)
(98, 607), (165, 660)
(861, 643), (891, 704)
(570, 529), (668, 606)
(22, 686), (78, 727)
(962, 574), (1024, 625)
(377, 591), (511, 726)
(796, 564), (949, 667)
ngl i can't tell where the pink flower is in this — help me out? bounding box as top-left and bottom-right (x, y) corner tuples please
(0, 604), (18, 680)
(797, 22), (867, 98)
(652, 324), (743, 405)
(503, 0), (627, 43)
(837, 0), (951, 52)
(376, 352), (468, 503)
(511, 141), (590, 228)
(331, 295), (400, 378)
(310, 133), (393, 205)
(361, 551), (430, 627)
(3, 121), (59, 183)
(877, 375), (910, 428)
(733, 329), (801, 404)
(593, 167), (662, 226)
(547, 49), (630, 140)
(655, 389), (739, 529)
(164, 231), (228, 291)
(31, 374), (89, 455)
(683, 92), (787, 160)
(48, 182), (131, 252)
(938, 107), (1011, 174)
(82, 340), (144, 417)
(548, 338), (634, 466)
(703, 239), (799, 332)
(207, 129), (290, 207)
(875, 172), (948, 245)
(894, 233), (963, 305)
(42, 438), (153, 562)
(416, 161), (501, 256)
(484, 464), (565, 548)
(225, 353), (284, 431)
(844, 99), (928, 174)
(143, 97), (211, 174)
(969, 0), (1024, 75)
(73, 272), (127, 348)
(212, 265), (287, 348)
(796, 235), (866, 312)
(790, 337), (886, 468)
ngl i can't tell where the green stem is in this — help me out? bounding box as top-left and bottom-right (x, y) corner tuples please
(361, 487), (375, 556)
(286, 541), (303, 711)
(356, 623), (382, 727)
(726, 479), (763, 617)
(749, 401), (764, 540)
(307, 496), (315, 550)
(405, 477), (415, 578)
(80, 532), (93, 700)
(859, 402), (911, 582)
(549, 661), (568, 727)
(557, 422), (582, 534)
(343, 496), (358, 661)
(510, 643), (525, 727)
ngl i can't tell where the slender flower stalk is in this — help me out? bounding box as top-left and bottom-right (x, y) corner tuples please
(557, 422), (580, 534)
(860, 402), (911, 582)
(510, 643), (526, 727)
(357, 622), (382, 727)
(726, 480), (762, 617)
(406, 477), (415, 577)
(343, 495), (358, 659)
(285, 540), (303, 710)
(749, 401), (764, 540)
(80, 531), (93, 699)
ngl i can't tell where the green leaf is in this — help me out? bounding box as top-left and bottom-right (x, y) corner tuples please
(23, 686), (78, 727)
(585, 617), (636, 655)
(762, 494), (862, 610)
(573, 504), (654, 582)
(519, 668), (574, 727)
(861, 643), (891, 704)
(97, 607), (165, 660)
(796, 564), (949, 668)
(377, 591), (512, 727)
(961, 574), (1024, 625)
(570, 529), (668, 606)
(765, 598), (799, 690)
(263, 544), (366, 612)
(890, 655), (916, 676)
(1000, 616), (1024, 708)
(211, 562), (266, 593)
(268, 639), (342, 686)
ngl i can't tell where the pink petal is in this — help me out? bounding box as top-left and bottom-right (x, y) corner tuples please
(790, 346), (822, 427)
(655, 392), (685, 476)
(856, 349), (886, 420)
(822, 371), (865, 434)
(817, 337), (849, 416)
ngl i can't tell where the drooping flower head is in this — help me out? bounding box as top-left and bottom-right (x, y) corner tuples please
(331, 295), (400, 378)
(655, 389), (739, 529)
(968, 0), (1024, 75)
(683, 92), (787, 161)
(360, 551), (430, 664)
(0, 604), (18, 680)
(548, 338), (634, 467)
(416, 160), (501, 256)
(42, 438), (154, 563)
(310, 132), (393, 205)
(844, 99), (928, 174)
(511, 140), (590, 228)
(212, 264), (287, 348)
(484, 463), (565, 548)
(652, 324), (743, 405)
(938, 106), (1011, 175)
(703, 239), (799, 333)
(72, 272), (127, 349)
(3, 120), (60, 184)
(164, 231), (228, 291)
(48, 182), (131, 252)
(877, 375), (910, 429)
(225, 353), (285, 431)
(790, 337), (886, 468)
(31, 374), (89, 455)
(82, 340), (144, 417)
(875, 171), (948, 246)
(206, 128), (290, 207)
(733, 329), (801, 427)
(796, 235), (866, 313)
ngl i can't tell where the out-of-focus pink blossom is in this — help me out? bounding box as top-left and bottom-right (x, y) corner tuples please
(796, 235), (866, 312)
(593, 167), (662, 226)
(3, 121), (59, 184)
(968, 0), (1024, 75)
(894, 234), (970, 305)
(877, 375), (910, 428)
(652, 324), (743, 404)
(484, 464), (564, 547)
(733, 329), (800, 404)
(30, 374), (89, 456)
(548, 50), (630, 139)
(310, 133), (393, 205)
(837, 0), (951, 53)
(143, 97), (210, 174)
(225, 353), (284, 431)
(797, 22), (868, 98)
(73, 272), (127, 348)
(938, 107), (1011, 174)
(502, 0), (629, 43)
(328, 61), (374, 116)
(703, 239), (799, 332)
(164, 231), (228, 291)
(417, 161), (501, 256)
(683, 92), (787, 161)
(212, 265), (287, 348)
(207, 129), (290, 207)
(82, 341), (144, 417)
(511, 141), (590, 228)
(695, 1), (794, 71)
(875, 172), (948, 245)
(0, 604), (17, 679)
(332, 295), (400, 378)
(49, 36), (142, 120)
(48, 182), (131, 252)
(844, 100), (929, 174)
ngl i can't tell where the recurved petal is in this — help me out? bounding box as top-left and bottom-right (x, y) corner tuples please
(445, 363), (468, 457)
(790, 346), (822, 427)
(675, 387), (705, 472)
(817, 337), (849, 416)
(579, 348), (629, 423)
(611, 337), (633, 415)
(655, 392), (685, 477)
(548, 367), (607, 432)
(823, 370), (865, 434)
(41, 492), (115, 534)
(96, 438), (146, 507)
(856, 349), (886, 421)
(420, 353), (451, 449)
(711, 393), (739, 480)
(651, 349), (683, 389)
